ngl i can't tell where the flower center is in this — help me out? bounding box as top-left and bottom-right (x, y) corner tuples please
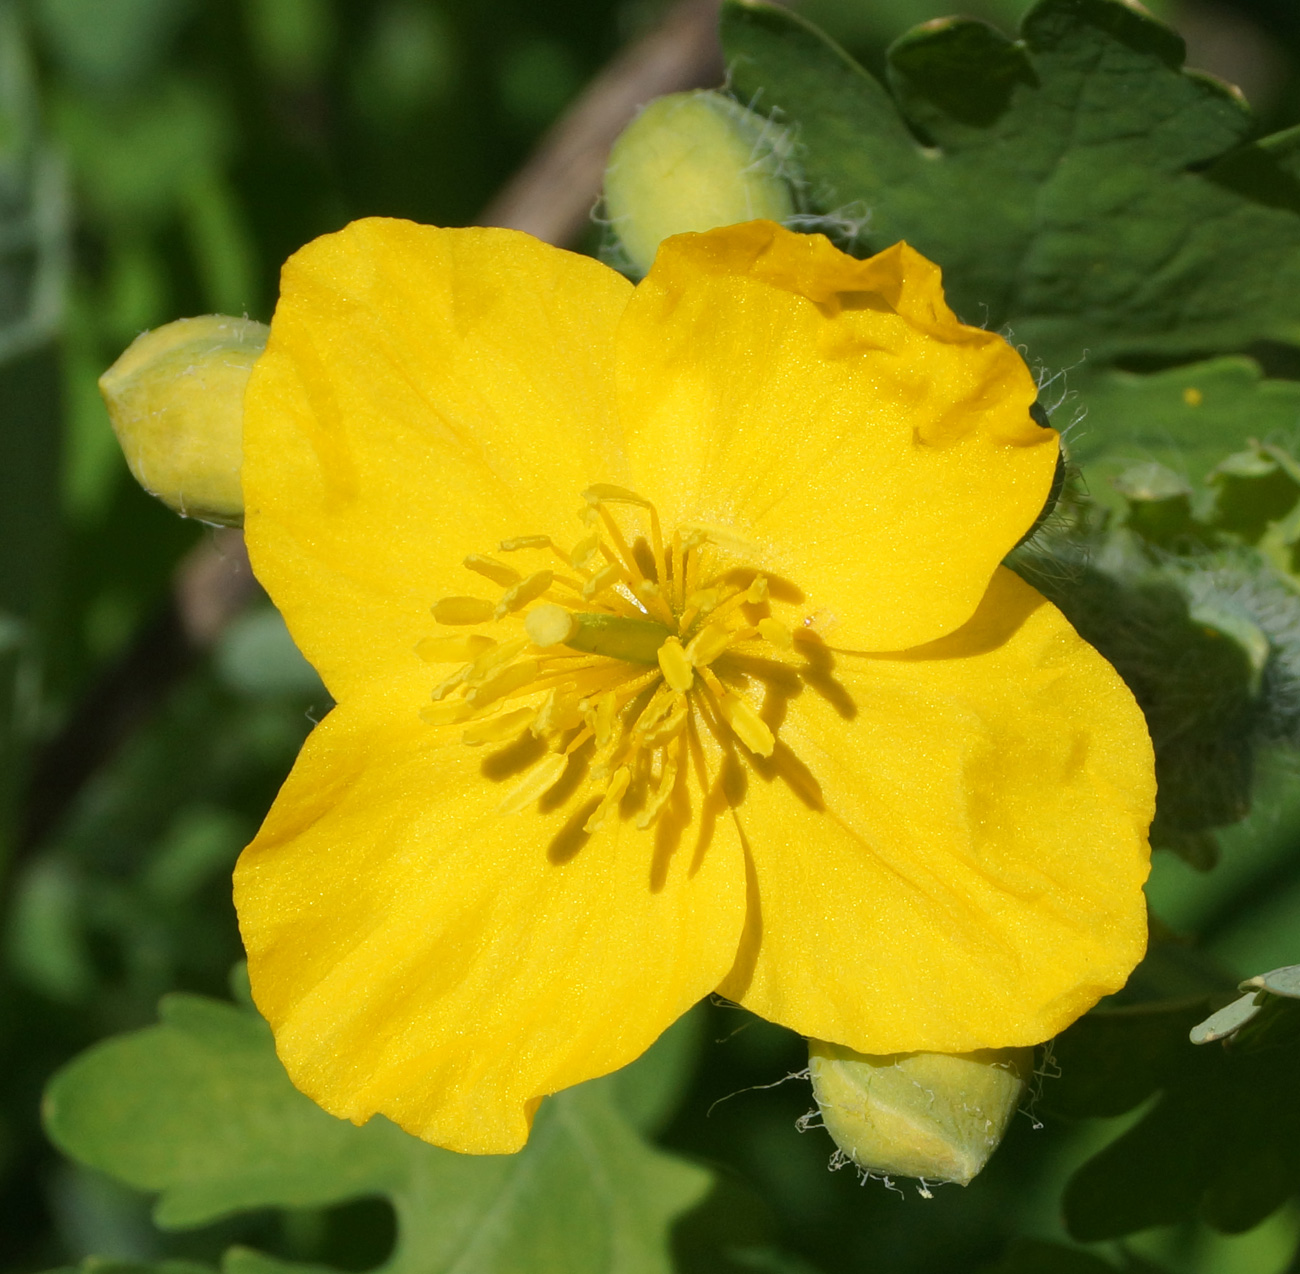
(417, 484), (806, 832)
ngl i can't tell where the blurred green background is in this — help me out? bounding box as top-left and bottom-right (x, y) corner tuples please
(5, 0), (1300, 1270)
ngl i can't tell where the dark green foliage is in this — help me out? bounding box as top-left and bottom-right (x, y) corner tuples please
(1046, 991), (1300, 1238)
(1013, 439), (1300, 857)
(43, 993), (712, 1273)
(722, 0), (1300, 373)
(11, 0), (1300, 1271)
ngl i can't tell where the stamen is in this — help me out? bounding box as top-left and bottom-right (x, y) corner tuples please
(498, 752), (569, 814)
(419, 699), (475, 725)
(590, 501), (641, 580)
(685, 622), (732, 667)
(426, 485), (806, 826)
(583, 485), (672, 597)
(466, 658), (540, 708)
(637, 739), (681, 829)
(633, 688), (688, 750)
(496, 570), (553, 617)
(463, 707), (537, 746)
(657, 637), (694, 692)
(670, 530), (685, 610)
(433, 597), (494, 624)
(679, 588), (718, 634)
(569, 533), (601, 572)
(430, 665), (472, 701)
(698, 584), (751, 631)
(719, 691), (774, 757)
(500, 535), (553, 552)
(633, 579), (662, 610)
(532, 686), (583, 738)
(416, 634), (495, 663)
(464, 554), (521, 587)
(587, 690), (619, 750)
(582, 562), (624, 599)
(584, 766), (631, 833)
(582, 483), (649, 507)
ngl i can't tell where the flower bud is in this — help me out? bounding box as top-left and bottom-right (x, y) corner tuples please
(604, 90), (797, 276)
(99, 315), (268, 526)
(808, 1041), (1033, 1186)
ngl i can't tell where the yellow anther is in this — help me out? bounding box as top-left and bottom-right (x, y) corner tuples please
(720, 692), (774, 757)
(525, 603), (574, 647)
(637, 748), (680, 829)
(758, 617), (793, 649)
(419, 699), (475, 725)
(466, 659), (539, 708)
(464, 553), (521, 587)
(432, 597), (494, 625)
(495, 569), (554, 618)
(586, 689), (619, 749)
(498, 752), (569, 814)
(435, 636), (525, 702)
(686, 622), (732, 667)
(633, 683), (679, 734)
(471, 636), (529, 676)
(569, 533), (601, 572)
(634, 579), (661, 604)
(462, 707), (537, 746)
(584, 766), (631, 833)
(415, 634), (495, 663)
(679, 588), (718, 631)
(430, 667), (472, 701)
(746, 575), (769, 603)
(500, 535), (553, 552)
(657, 636), (694, 692)
(637, 693), (688, 750)
(582, 562), (623, 599)
(532, 686), (583, 738)
(582, 483), (651, 507)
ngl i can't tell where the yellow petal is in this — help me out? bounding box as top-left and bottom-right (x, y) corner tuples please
(618, 221), (1057, 651)
(241, 219), (633, 700)
(233, 694), (745, 1155)
(717, 568), (1154, 1052)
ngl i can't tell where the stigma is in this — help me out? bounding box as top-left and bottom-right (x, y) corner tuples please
(416, 485), (803, 831)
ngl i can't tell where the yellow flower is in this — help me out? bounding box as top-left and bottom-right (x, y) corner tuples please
(233, 218), (1155, 1156)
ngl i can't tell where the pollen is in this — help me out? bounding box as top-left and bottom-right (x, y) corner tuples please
(415, 485), (808, 831)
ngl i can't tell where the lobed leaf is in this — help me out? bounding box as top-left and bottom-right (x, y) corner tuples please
(722, 0), (1300, 374)
(1043, 990), (1300, 1239)
(43, 994), (712, 1274)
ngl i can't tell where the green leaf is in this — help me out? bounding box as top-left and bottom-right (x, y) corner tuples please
(1042, 998), (1210, 1120)
(721, 0), (1300, 374)
(982, 1237), (1121, 1274)
(33, 0), (197, 91)
(1189, 991), (1262, 1045)
(1066, 359), (1300, 512)
(1044, 992), (1300, 1239)
(43, 1261), (214, 1274)
(44, 994), (712, 1274)
(1242, 964), (1300, 999)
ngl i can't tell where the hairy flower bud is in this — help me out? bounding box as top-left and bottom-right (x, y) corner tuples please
(808, 1041), (1033, 1186)
(603, 90), (797, 276)
(99, 315), (268, 526)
